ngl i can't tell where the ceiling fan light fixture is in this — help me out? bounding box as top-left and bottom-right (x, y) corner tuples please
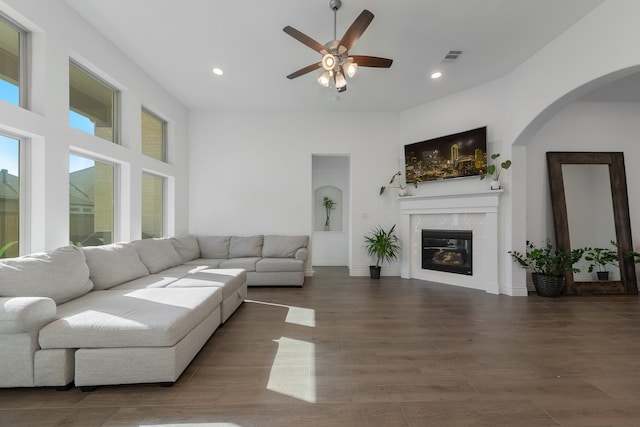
(322, 53), (336, 71)
(317, 70), (331, 87)
(335, 68), (347, 89)
(346, 61), (358, 78)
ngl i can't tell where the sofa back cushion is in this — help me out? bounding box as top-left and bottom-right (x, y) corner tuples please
(83, 243), (149, 290)
(229, 235), (264, 258)
(0, 246), (93, 305)
(169, 234), (200, 262)
(262, 235), (309, 258)
(132, 238), (184, 274)
(198, 236), (231, 259)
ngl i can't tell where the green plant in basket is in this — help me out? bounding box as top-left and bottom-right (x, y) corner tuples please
(509, 240), (584, 277)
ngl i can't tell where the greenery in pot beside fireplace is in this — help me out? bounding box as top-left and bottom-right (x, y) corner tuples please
(509, 240), (584, 297)
(363, 225), (400, 279)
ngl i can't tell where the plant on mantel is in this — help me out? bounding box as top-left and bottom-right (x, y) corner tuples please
(480, 153), (511, 189)
(379, 171), (417, 196)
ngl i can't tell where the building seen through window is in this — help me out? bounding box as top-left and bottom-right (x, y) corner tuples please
(0, 134), (19, 257)
(69, 61), (118, 143)
(141, 172), (164, 239)
(69, 154), (115, 246)
(0, 15), (22, 107)
(142, 108), (166, 162)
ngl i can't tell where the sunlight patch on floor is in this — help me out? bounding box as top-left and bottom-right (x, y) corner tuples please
(245, 299), (316, 327)
(267, 337), (317, 403)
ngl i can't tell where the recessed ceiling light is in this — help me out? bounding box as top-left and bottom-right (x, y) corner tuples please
(431, 71), (442, 79)
(212, 67), (224, 76)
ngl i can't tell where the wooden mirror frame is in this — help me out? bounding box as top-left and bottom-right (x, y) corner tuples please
(547, 152), (637, 295)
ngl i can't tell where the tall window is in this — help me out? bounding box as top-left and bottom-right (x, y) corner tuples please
(69, 154), (115, 246)
(0, 134), (20, 257)
(0, 15), (26, 107)
(69, 61), (118, 143)
(141, 172), (164, 239)
(141, 108), (166, 162)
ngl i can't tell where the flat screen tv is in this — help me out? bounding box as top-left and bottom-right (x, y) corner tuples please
(405, 126), (487, 183)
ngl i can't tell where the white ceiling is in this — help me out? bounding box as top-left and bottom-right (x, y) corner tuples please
(63, 0), (605, 113)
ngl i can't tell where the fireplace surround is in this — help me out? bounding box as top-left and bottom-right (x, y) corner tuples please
(399, 191), (501, 294)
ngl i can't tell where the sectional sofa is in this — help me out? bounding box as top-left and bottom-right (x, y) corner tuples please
(0, 234), (309, 389)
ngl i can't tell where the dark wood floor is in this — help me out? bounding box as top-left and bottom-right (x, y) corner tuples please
(2, 267), (640, 426)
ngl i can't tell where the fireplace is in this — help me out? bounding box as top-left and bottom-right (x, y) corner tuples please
(422, 229), (472, 275)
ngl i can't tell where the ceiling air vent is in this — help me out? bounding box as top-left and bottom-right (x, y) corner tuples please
(442, 50), (463, 63)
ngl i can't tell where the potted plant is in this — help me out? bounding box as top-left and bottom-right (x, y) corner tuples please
(322, 196), (336, 231)
(379, 171), (417, 196)
(509, 240), (584, 297)
(480, 153), (511, 190)
(583, 241), (619, 280)
(363, 224), (401, 279)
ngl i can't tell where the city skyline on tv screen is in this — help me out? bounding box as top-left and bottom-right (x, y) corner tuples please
(405, 127), (487, 183)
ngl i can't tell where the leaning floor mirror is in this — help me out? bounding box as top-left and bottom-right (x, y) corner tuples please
(547, 152), (637, 295)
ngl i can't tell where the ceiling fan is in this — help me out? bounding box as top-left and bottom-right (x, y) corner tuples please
(283, 0), (393, 93)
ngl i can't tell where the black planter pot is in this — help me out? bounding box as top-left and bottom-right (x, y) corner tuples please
(369, 266), (381, 279)
(532, 273), (566, 298)
(596, 271), (610, 281)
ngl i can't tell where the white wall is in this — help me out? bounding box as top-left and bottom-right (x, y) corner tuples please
(0, 0), (189, 253)
(188, 111), (400, 276)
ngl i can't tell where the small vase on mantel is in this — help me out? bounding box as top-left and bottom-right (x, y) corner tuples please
(490, 180), (501, 190)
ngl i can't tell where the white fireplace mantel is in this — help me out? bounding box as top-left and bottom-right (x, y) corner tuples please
(399, 190), (502, 294)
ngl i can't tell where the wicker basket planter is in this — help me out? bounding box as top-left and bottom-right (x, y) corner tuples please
(532, 273), (566, 298)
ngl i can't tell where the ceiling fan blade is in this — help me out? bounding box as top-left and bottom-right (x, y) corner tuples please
(286, 63), (322, 80)
(283, 26), (328, 55)
(350, 55), (393, 68)
(339, 9), (374, 51)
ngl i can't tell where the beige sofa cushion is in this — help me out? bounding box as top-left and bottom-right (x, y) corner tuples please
(262, 235), (309, 258)
(38, 288), (222, 349)
(219, 257), (260, 272)
(82, 243), (149, 290)
(132, 238), (183, 274)
(198, 236), (230, 259)
(169, 235), (200, 262)
(167, 268), (246, 300)
(256, 258), (304, 273)
(0, 246), (93, 304)
(229, 235), (263, 258)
